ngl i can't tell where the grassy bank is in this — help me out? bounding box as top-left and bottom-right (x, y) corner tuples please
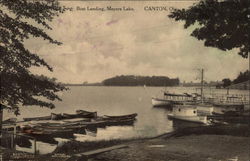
(53, 124), (249, 154)
(1, 124), (250, 161)
(90, 124), (250, 161)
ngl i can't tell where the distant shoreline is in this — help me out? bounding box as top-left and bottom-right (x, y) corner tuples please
(63, 84), (215, 89)
(63, 85), (250, 91)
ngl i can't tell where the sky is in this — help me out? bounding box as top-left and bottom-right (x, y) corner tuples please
(24, 1), (249, 84)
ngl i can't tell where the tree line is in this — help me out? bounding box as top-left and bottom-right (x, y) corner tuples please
(102, 75), (180, 86)
(221, 70), (249, 88)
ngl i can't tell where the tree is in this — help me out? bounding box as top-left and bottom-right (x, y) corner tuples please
(233, 70), (250, 84)
(0, 0), (67, 130)
(222, 78), (231, 88)
(169, 0), (249, 58)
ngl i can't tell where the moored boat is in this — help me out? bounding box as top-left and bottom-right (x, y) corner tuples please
(211, 95), (245, 108)
(23, 111), (96, 122)
(212, 104), (244, 115)
(106, 118), (136, 126)
(151, 97), (172, 107)
(197, 104), (214, 115)
(152, 92), (199, 107)
(62, 113), (81, 119)
(103, 113), (138, 120)
(3, 118), (17, 124)
(62, 113), (96, 119)
(22, 126), (75, 139)
(23, 115), (51, 121)
(167, 105), (208, 124)
(76, 110), (97, 118)
(51, 113), (64, 120)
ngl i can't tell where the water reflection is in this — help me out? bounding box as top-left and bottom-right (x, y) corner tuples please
(75, 126), (137, 142)
(171, 119), (205, 130)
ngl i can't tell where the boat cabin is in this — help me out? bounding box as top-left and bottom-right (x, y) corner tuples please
(164, 93), (194, 102)
(172, 105), (198, 116)
(212, 95), (245, 105)
(197, 104), (214, 115)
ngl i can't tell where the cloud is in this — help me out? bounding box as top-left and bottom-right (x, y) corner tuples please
(26, 1), (248, 83)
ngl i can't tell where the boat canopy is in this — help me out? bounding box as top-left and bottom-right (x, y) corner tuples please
(164, 92), (192, 97)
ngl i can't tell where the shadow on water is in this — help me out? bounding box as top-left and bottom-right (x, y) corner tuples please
(15, 136), (32, 148)
(151, 105), (173, 111)
(151, 105), (173, 114)
(171, 119), (205, 130)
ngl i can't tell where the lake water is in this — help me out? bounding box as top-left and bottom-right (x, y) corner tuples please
(3, 86), (249, 154)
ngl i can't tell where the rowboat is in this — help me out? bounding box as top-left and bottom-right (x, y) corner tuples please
(167, 105), (208, 124)
(82, 120), (107, 128)
(103, 113), (137, 120)
(22, 126), (75, 139)
(3, 118), (17, 124)
(76, 110), (97, 118)
(37, 124), (86, 135)
(62, 113), (81, 119)
(151, 97), (172, 107)
(51, 113), (64, 120)
(62, 118), (91, 123)
(23, 115), (51, 121)
(106, 118), (136, 126)
(23, 111), (96, 122)
(62, 113), (96, 119)
(36, 124), (86, 130)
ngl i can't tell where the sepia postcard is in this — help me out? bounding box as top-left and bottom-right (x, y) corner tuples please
(0, 0), (249, 160)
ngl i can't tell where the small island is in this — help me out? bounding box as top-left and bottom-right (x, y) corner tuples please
(102, 75), (179, 86)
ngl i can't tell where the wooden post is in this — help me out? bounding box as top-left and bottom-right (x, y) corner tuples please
(0, 104), (2, 136)
(13, 125), (16, 139)
(0, 104), (2, 146)
(10, 133), (14, 149)
(13, 125), (16, 150)
(34, 138), (37, 155)
(201, 69), (204, 104)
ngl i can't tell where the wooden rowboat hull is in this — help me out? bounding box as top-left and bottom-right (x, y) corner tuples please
(103, 113), (137, 120)
(23, 115), (51, 121)
(106, 118), (136, 126)
(76, 110), (97, 118)
(152, 97), (172, 107)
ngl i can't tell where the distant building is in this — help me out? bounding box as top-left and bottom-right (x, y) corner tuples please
(181, 81), (221, 87)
